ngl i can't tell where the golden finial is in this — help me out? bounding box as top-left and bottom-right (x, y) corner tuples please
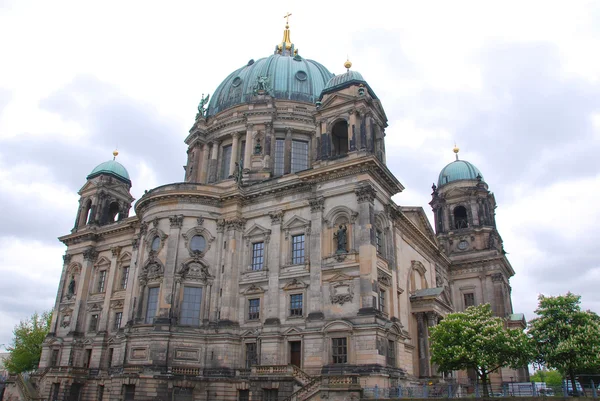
(453, 143), (460, 160)
(113, 149), (119, 160)
(276, 12), (295, 54)
(344, 57), (352, 71)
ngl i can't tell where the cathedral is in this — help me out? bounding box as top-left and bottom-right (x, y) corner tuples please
(9, 18), (526, 401)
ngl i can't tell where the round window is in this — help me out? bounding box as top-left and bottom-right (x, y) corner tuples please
(190, 235), (206, 252)
(151, 236), (161, 251)
(295, 70), (308, 81)
(232, 77), (242, 87)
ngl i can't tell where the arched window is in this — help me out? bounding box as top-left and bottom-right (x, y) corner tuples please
(453, 206), (468, 229)
(107, 202), (120, 223)
(331, 121), (348, 157)
(84, 200), (93, 225)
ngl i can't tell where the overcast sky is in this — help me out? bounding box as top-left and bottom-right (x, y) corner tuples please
(0, 0), (599, 350)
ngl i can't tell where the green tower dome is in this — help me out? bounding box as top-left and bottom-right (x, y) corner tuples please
(438, 159), (484, 187)
(87, 158), (131, 185)
(205, 22), (333, 117)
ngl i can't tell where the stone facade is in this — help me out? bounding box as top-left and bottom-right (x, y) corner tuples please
(16, 31), (526, 401)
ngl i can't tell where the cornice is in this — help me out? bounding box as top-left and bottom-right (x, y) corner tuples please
(59, 218), (138, 246)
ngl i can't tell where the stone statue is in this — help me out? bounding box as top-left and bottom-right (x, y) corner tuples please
(254, 138), (262, 155)
(234, 161), (243, 183)
(67, 275), (76, 297)
(253, 76), (271, 95)
(196, 93), (210, 118)
(333, 224), (347, 253)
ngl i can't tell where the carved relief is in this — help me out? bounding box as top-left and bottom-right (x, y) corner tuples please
(330, 281), (354, 305)
(83, 247), (98, 262)
(62, 253), (72, 265)
(178, 259), (212, 283)
(169, 214), (184, 228)
(377, 271), (392, 287)
(355, 183), (376, 204)
(308, 197), (325, 213)
(269, 210), (284, 225)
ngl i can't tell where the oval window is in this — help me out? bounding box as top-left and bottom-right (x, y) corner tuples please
(232, 77), (242, 87)
(190, 235), (206, 252)
(151, 236), (160, 251)
(295, 71), (308, 81)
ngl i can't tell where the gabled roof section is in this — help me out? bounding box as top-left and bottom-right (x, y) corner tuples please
(401, 206), (437, 244)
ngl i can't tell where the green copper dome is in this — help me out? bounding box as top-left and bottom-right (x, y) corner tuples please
(206, 54), (333, 117)
(320, 69), (378, 99)
(87, 159), (131, 185)
(438, 159), (484, 187)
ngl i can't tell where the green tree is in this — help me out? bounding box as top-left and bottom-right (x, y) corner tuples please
(430, 304), (533, 397)
(528, 293), (600, 395)
(4, 311), (52, 374)
(530, 368), (563, 387)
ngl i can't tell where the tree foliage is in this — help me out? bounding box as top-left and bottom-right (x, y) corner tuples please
(4, 311), (52, 374)
(430, 304), (532, 397)
(528, 293), (600, 393)
(530, 369), (563, 387)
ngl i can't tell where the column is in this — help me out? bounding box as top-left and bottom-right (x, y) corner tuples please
(210, 220), (226, 322)
(417, 312), (430, 377)
(244, 124), (253, 171)
(123, 233), (143, 326)
(267, 211), (283, 323)
(70, 247), (98, 333)
(208, 141), (219, 183)
(98, 246), (122, 331)
(284, 128), (292, 174)
(355, 183), (377, 312)
(193, 142), (202, 182)
(158, 215), (183, 323)
(229, 132), (240, 177)
(427, 312), (438, 376)
(348, 110), (357, 151)
(200, 143), (210, 183)
(307, 197), (325, 319)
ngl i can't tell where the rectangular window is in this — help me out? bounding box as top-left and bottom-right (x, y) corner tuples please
(180, 286), (202, 326)
(376, 229), (383, 254)
(332, 337), (347, 364)
(263, 389), (278, 401)
(114, 312), (122, 331)
(379, 289), (386, 312)
(464, 293), (475, 308)
(50, 349), (59, 367)
(245, 343), (258, 368)
(97, 270), (107, 293)
(107, 348), (114, 368)
(291, 140), (309, 173)
(291, 234), (305, 264)
(84, 349), (92, 368)
(290, 294), (303, 317)
(387, 340), (396, 367)
(251, 242), (264, 271)
(248, 298), (260, 320)
(120, 266), (129, 290)
(240, 140), (246, 169)
(123, 385), (135, 401)
(221, 145), (232, 179)
(145, 287), (159, 324)
(89, 314), (99, 332)
(97, 385), (104, 401)
(274, 139), (285, 176)
(238, 389), (250, 401)
(51, 383), (60, 401)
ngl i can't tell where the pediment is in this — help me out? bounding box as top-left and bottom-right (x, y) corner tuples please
(282, 215), (310, 230)
(401, 207), (437, 244)
(323, 320), (353, 333)
(283, 327), (303, 336)
(240, 284), (266, 295)
(282, 278), (308, 290)
(243, 223), (271, 238)
(319, 92), (357, 109)
(324, 273), (355, 283)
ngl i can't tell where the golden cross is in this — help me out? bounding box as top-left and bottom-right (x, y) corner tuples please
(284, 12), (292, 25)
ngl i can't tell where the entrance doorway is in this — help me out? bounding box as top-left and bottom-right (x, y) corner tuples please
(289, 341), (301, 367)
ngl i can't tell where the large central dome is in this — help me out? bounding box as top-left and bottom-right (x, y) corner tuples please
(207, 54), (333, 117)
(206, 22), (333, 117)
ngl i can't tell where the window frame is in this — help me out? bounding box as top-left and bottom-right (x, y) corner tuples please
(248, 298), (261, 321)
(180, 285), (203, 326)
(220, 144), (233, 180)
(331, 337), (348, 364)
(97, 270), (107, 293)
(120, 266), (129, 290)
(274, 138), (285, 176)
(251, 242), (265, 271)
(291, 234), (306, 265)
(114, 311), (123, 331)
(145, 286), (160, 324)
(89, 313), (99, 332)
(291, 139), (309, 173)
(245, 342), (258, 368)
(378, 288), (386, 313)
(463, 292), (476, 308)
(387, 339), (396, 367)
(289, 293), (303, 317)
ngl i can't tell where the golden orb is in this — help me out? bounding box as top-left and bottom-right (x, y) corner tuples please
(113, 149), (119, 158)
(453, 146), (460, 154)
(344, 59), (352, 69)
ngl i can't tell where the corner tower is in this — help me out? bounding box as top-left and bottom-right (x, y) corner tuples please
(430, 146), (514, 318)
(73, 151), (134, 230)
